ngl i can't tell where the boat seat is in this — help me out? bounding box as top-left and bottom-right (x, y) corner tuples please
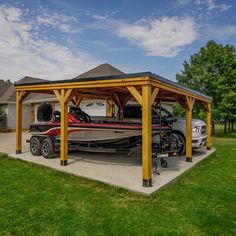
(53, 110), (61, 122)
(69, 106), (92, 123)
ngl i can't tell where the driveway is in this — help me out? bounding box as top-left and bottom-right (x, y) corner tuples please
(0, 132), (30, 154)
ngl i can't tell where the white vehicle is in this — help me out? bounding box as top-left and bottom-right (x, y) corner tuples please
(123, 105), (207, 152)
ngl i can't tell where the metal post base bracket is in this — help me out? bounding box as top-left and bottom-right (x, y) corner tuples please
(60, 160), (68, 166)
(143, 179), (152, 187)
(185, 157), (192, 162)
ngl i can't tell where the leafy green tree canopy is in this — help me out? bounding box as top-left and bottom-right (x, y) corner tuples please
(176, 40), (236, 122)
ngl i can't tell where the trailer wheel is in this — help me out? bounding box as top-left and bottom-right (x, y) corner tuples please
(172, 131), (186, 155)
(161, 158), (168, 168)
(41, 138), (54, 159)
(152, 155), (160, 175)
(30, 137), (42, 156)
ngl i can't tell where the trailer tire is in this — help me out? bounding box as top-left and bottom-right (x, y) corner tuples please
(172, 131), (186, 155)
(30, 136), (42, 156)
(161, 158), (168, 168)
(41, 138), (54, 159)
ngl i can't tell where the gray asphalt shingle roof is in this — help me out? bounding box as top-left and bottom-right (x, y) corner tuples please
(74, 63), (125, 79)
(0, 77), (51, 103)
(0, 80), (11, 100)
(11, 63), (212, 102)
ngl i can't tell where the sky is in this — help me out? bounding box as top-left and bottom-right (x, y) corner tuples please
(0, 0), (235, 82)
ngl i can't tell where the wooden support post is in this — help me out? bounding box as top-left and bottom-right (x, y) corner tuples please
(72, 96), (83, 107)
(111, 93), (130, 120)
(54, 89), (73, 166)
(15, 91), (30, 154)
(106, 100), (114, 117)
(16, 91), (22, 154)
(151, 87), (159, 105)
(185, 96), (195, 162)
(142, 84), (152, 187)
(206, 103), (212, 150)
(118, 107), (123, 120)
(127, 86), (142, 105)
(60, 95), (68, 166)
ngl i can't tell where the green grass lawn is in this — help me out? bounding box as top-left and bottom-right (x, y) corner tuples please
(0, 137), (236, 236)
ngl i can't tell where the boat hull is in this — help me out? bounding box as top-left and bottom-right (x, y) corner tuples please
(29, 121), (171, 144)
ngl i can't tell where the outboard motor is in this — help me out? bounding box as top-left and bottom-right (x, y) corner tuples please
(37, 102), (53, 122)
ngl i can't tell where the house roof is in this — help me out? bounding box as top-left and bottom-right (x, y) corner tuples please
(73, 63), (125, 79)
(15, 72), (212, 102)
(0, 77), (52, 103)
(3, 63), (125, 104)
(0, 80), (11, 98)
(15, 76), (49, 85)
(13, 63), (212, 103)
(0, 85), (15, 103)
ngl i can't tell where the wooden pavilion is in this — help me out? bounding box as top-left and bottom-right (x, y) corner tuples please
(14, 68), (212, 187)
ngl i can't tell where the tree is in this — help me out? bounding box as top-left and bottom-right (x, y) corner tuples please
(0, 104), (6, 117)
(176, 40), (236, 134)
(1, 79), (12, 84)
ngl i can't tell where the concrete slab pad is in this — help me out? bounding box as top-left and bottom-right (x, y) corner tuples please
(0, 132), (215, 195)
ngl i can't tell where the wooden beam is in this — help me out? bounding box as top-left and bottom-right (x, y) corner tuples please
(16, 77), (151, 92)
(60, 99), (68, 166)
(151, 87), (159, 105)
(15, 90), (30, 154)
(177, 98), (186, 109)
(185, 96), (194, 162)
(121, 94), (130, 107)
(53, 89), (73, 166)
(206, 102), (211, 150)
(64, 88), (73, 102)
(106, 99), (114, 117)
(53, 90), (62, 103)
(186, 96), (195, 110)
(73, 96), (83, 107)
(127, 86), (142, 105)
(67, 89), (77, 102)
(142, 84), (152, 187)
(15, 75), (211, 104)
(18, 91), (25, 102)
(112, 93), (122, 107)
(16, 91), (22, 154)
(150, 80), (211, 103)
(18, 91), (30, 102)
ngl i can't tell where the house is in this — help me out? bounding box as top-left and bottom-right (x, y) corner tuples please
(0, 77), (49, 130)
(0, 63), (174, 131)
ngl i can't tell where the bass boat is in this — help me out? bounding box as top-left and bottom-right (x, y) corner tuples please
(28, 102), (176, 158)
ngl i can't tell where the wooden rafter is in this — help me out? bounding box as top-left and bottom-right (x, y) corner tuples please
(151, 87), (159, 105)
(127, 86), (142, 105)
(111, 93), (122, 107)
(72, 96), (83, 107)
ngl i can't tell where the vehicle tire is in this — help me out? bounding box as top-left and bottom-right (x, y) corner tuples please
(172, 131), (186, 156)
(152, 156), (159, 175)
(30, 136), (42, 156)
(41, 138), (54, 159)
(161, 158), (168, 168)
